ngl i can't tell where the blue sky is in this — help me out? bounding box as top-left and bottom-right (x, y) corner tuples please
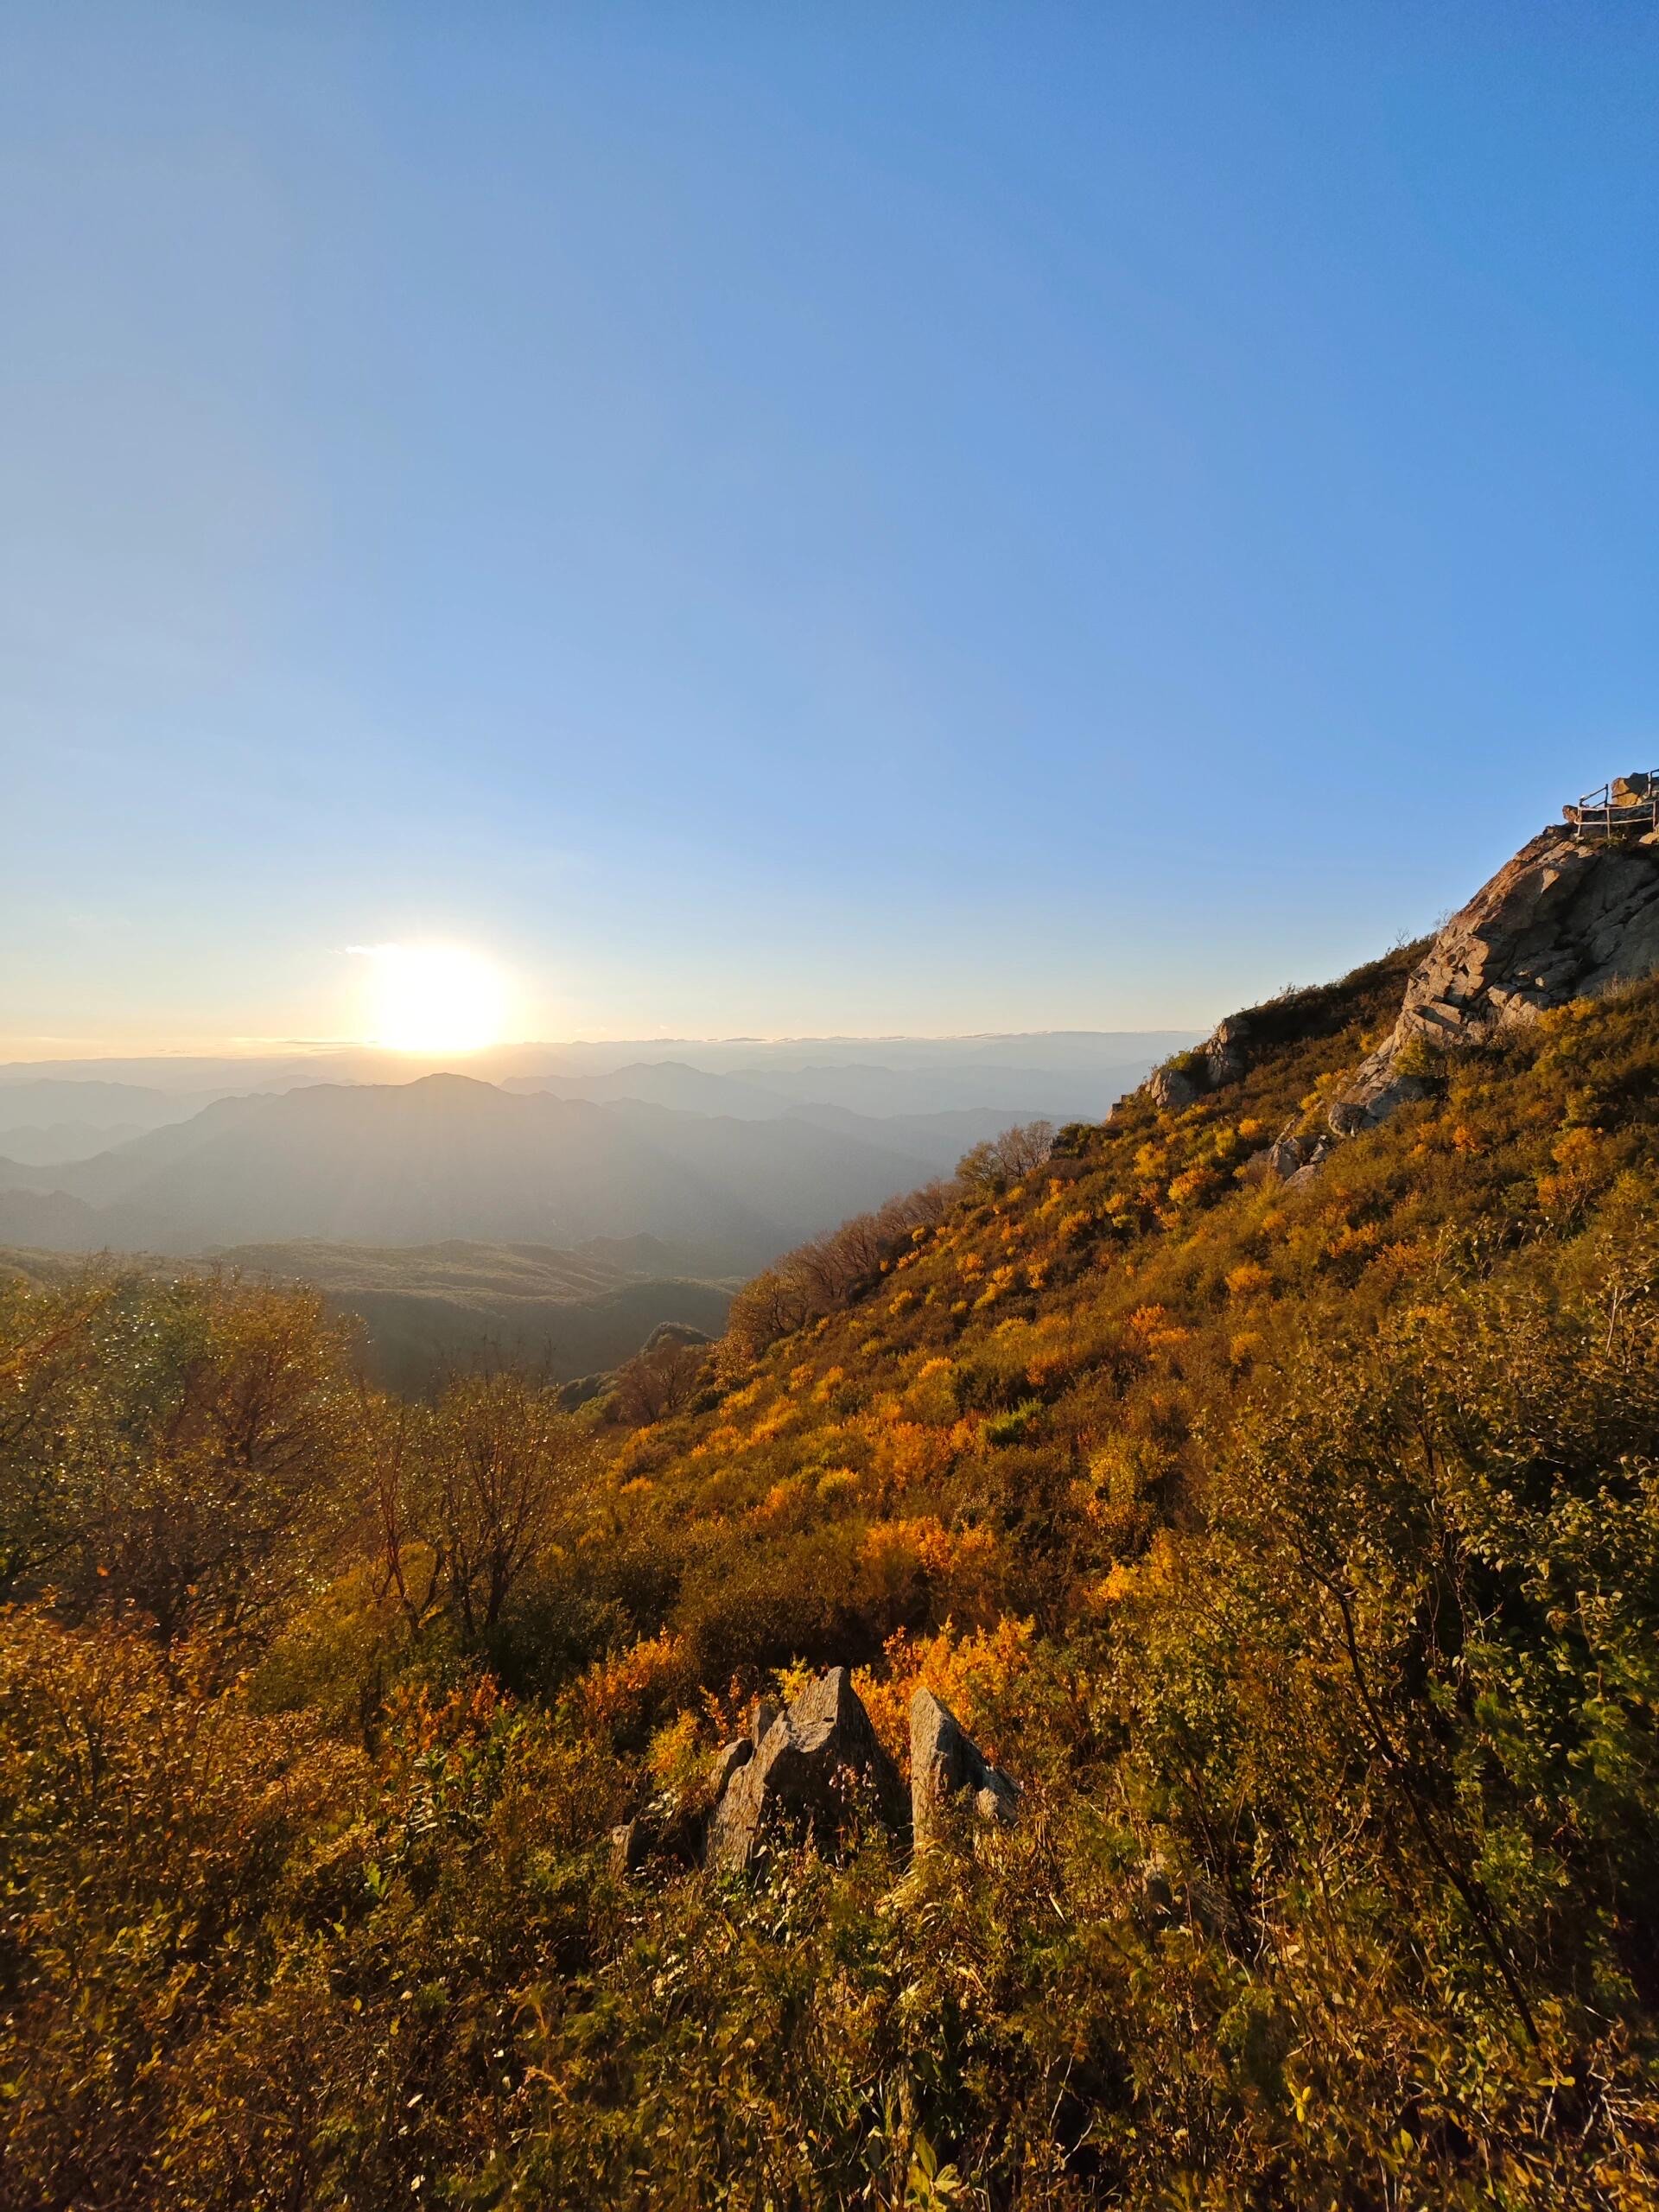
(3, 2), (1656, 1052)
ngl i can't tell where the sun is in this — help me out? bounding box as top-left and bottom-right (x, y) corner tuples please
(357, 944), (511, 1056)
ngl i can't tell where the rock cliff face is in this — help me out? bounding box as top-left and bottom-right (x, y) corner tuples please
(1137, 794), (1659, 1172)
(1144, 1014), (1261, 1112)
(1330, 822), (1659, 1133)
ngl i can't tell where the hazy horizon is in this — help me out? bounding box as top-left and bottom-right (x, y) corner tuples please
(0, 1024), (1201, 1073)
(0, 1021), (1182, 1259)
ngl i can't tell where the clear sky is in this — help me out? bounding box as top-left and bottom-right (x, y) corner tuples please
(3, 2), (1656, 1054)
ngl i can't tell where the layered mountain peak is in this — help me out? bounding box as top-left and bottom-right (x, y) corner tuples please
(1141, 779), (1659, 1168)
(1332, 785), (1659, 1131)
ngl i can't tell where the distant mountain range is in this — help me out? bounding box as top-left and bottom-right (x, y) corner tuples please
(501, 1053), (1165, 1123)
(0, 1030), (1192, 1098)
(0, 1033), (1190, 1265)
(0, 1034), (1190, 1394)
(0, 1077), (224, 1163)
(0, 1027), (1192, 1432)
(0, 1076), (925, 1265)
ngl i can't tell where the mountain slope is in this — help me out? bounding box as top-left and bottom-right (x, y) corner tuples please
(605, 828), (1659, 1647)
(599, 936), (1440, 1656)
(520, 850), (1659, 2196)
(8, 825), (1659, 2206)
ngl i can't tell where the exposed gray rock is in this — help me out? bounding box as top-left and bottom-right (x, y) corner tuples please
(1147, 1014), (1261, 1116)
(1255, 1127), (1334, 1187)
(709, 1738), (753, 1796)
(748, 1696), (779, 1749)
(1204, 1014), (1255, 1088)
(706, 1666), (906, 1875)
(909, 1685), (1017, 1843)
(608, 1819), (647, 1878)
(1331, 821), (1659, 1135)
(1147, 1059), (1205, 1112)
(1284, 1150), (1332, 1192)
(1263, 1129), (1312, 1181)
(1142, 788), (1659, 1191)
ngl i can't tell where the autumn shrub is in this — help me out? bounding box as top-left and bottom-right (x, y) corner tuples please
(955, 1120), (1057, 1198)
(0, 1270), (359, 1661)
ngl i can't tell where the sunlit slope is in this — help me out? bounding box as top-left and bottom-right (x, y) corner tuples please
(589, 935), (1659, 1671)
(8, 937), (1659, 2203)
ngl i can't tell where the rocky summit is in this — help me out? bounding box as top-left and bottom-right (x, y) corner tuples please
(1332, 798), (1659, 1133)
(1145, 779), (1659, 1173)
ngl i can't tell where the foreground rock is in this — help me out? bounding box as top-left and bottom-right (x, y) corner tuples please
(607, 1818), (648, 1877)
(1331, 817), (1659, 1134)
(909, 1686), (1017, 1842)
(709, 1738), (753, 1796)
(706, 1666), (906, 1875)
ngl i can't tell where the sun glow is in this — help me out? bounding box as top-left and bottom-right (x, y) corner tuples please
(356, 943), (511, 1056)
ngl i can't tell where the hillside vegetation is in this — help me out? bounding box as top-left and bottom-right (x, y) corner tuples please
(0, 1237), (733, 1397)
(4, 942), (1659, 2206)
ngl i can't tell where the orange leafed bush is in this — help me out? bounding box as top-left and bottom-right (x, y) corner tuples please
(1536, 1123), (1609, 1217)
(852, 1614), (1035, 1768)
(868, 1417), (951, 1491)
(576, 1630), (686, 1732)
(1167, 1162), (1224, 1207)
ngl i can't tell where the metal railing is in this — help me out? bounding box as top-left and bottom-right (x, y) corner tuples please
(1566, 777), (1659, 842)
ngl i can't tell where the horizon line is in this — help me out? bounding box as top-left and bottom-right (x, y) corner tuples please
(0, 1025), (1207, 1069)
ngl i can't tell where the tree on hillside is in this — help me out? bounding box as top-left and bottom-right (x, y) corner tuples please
(0, 1272), (356, 1664)
(955, 1119), (1055, 1198)
(612, 1334), (709, 1426)
(428, 1372), (594, 1643)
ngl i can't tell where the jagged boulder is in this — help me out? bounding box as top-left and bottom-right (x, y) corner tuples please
(1255, 1128), (1333, 1187)
(1266, 1130), (1310, 1179)
(609, 1745), (753, 1882)
(1204, 1014), (1256, 1088)
(1331, 820), (1659, 1135)
(909, 1685), (1017, 1843)
(706, 1666), (906, 1875)
(607, 1818), (648, 1878)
